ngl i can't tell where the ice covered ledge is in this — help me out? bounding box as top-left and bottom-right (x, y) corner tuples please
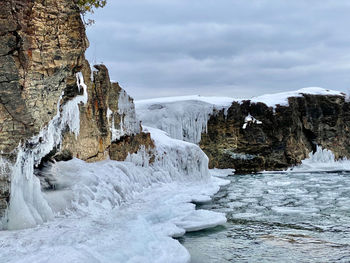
(135, 88), (349, 173)
(0, 125), (229, 263)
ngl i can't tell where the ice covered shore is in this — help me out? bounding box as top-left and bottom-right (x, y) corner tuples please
(0, 126), (229, 263)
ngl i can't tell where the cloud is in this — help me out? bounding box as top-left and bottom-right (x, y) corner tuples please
(86, 0), (350, 99)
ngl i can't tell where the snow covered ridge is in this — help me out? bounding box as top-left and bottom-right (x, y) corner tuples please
(250, 87), (345, 108)
(136, 88), (345, 144)
(1, 73), (88, 230)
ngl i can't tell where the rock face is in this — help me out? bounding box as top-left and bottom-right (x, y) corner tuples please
(60, 64), (142, 162)
(0, 0), (88, 217)
(200, 94), (350, 173)
(0, 1), (149, 218)
(0, 0), (87, 154)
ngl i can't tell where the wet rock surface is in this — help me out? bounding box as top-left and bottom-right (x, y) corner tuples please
(200, 94), (350, 173)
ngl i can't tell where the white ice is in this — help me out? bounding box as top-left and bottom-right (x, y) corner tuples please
(0, 126), (228, 263)
(136, 96), (235, 144)
(286, 146), (350, 173)
(3, 73), (88, 230)
(210, 168), (235, 178)
(242, 113), (263, 129)
(107, 89), (140, 141)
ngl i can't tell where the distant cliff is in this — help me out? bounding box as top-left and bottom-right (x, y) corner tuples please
(200, 93), (350, 173)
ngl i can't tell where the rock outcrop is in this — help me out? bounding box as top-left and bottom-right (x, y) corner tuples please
(0, 1), (151, 219)
(200, 94), (350, 173)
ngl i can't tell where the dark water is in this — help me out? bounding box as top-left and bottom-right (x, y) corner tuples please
(179, 172), (350, 263)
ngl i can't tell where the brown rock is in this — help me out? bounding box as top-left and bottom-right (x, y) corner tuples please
(200, 94), (350, 173)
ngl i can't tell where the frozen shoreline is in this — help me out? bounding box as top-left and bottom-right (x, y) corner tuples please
(0, 159), (229, 263)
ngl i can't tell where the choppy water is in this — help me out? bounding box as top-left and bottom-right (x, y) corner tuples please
(180, 172), (350, 263)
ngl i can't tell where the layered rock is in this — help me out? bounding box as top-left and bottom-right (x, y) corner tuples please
(200, 94), (350, 173)
(0, 0), (88, 217)
(60, 64), (142, 162)
(0, 0), (150, 220)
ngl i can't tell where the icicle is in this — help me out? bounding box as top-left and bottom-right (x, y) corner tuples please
(5, 72), (88, 230)
(107, 89), (140, 142)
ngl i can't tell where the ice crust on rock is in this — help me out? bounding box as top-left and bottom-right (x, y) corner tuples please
(3, 73), (88, 230)
(108, 89), (140, 142)
(286, 146), (350, 173)
(242, 113), (262, 129)
(136, 96), (234, 144)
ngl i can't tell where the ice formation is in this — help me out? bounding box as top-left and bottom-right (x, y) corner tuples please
(287, 146), (350, 173)
(0, 126), (229, 263)
(242, 113), (262, 129)
(107, 89), (140, 141)
(3, 73), (88, 230)
(136, 96), (234, 144)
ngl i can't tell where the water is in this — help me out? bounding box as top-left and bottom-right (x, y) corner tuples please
(180, 172), (350, 263)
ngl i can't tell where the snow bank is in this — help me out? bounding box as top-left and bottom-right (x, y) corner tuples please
(286, 146), (350, 173)
(251, 87), (345, 108)
(3, 73), (88, 230)
(136, 96), (234, 144)
(0, 127), (228, 263)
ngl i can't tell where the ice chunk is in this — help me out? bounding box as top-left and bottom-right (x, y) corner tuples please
(175, 209), (227, 232)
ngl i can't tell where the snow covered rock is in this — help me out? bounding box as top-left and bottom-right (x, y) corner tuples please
(201, 90), (350, 173)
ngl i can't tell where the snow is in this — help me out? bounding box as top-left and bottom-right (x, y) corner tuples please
(0, 127), (228, 263)
(136, 96), (234, 144)
(3, 73), (88, 230)
(251, 87), (345, 108)
(242, 113), (262, 129)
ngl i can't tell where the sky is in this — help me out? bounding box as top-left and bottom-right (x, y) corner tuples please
(86, 0), (350, 100)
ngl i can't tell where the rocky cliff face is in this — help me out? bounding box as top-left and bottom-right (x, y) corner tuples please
(0, 0), (88, 216)
(0, 1), (149, 219)
(200, 94), (350, 173)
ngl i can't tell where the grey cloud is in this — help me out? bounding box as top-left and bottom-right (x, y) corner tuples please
(86, 0), (350, 99)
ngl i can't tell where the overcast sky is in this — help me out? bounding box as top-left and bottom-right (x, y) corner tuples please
(86, 0), (350, 100)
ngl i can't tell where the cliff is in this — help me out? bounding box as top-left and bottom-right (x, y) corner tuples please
(0, 1), (149, 221)
(136, 90), (350, 174)
(200, 93), (350, 173)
